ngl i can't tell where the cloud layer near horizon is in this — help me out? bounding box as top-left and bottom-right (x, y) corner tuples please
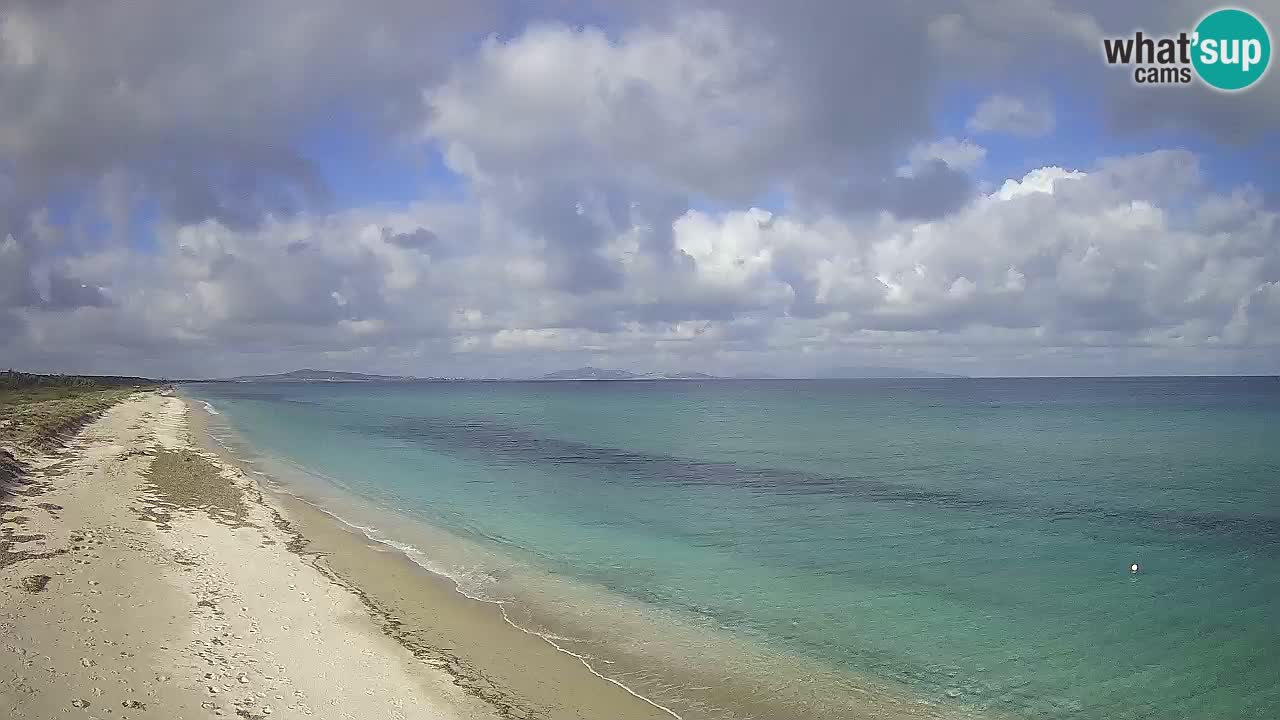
(2, 1), (1278, 377)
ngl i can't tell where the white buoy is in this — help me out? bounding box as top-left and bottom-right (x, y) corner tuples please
(1129, 563), (1140, 574)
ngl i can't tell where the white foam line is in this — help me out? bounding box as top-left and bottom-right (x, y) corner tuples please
(204, 415), (687, 719)
(493, 603), (684, 719)
(280, 493), (684, 719)
(200, 400), (220, 415)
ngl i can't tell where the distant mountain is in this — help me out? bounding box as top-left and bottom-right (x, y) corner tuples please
(816, 366), (966, 379)
(217, 369), (418, 383)
(540, 367), (638, 380)
(538, 367), (716, 381)
(661, 371), (717, 380)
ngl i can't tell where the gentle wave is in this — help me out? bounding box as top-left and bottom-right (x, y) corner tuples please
(188, 406), (663, 713)
(277, 492), (682, 719)
(201, 400), (220, 415)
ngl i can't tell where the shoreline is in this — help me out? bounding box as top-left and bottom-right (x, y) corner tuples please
(185, 393), (682, 720)
(183, 391), (992, 720)
(257, 490), (685, 719)
(0, 391), (668, 720)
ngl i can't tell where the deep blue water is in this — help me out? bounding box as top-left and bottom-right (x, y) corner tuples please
(186, 378), (1280, 719)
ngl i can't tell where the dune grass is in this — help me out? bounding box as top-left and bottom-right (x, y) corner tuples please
(1, 377), (153, 451)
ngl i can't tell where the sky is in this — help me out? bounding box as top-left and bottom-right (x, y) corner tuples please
(1, 0), (1279, 379)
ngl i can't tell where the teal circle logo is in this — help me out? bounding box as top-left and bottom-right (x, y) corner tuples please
(1192, 8), (1271, 91)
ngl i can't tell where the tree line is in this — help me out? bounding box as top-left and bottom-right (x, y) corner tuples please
(1, 370), (161, 389)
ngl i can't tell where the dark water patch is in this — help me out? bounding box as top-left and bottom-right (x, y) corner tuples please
(381, 415), (1280, 546)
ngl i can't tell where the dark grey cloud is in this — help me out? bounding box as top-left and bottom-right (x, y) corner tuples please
(382, 227), (439, 251)
(43, 271), (110, 310)
(0, 0), (499, 231)
(147, 147), (332, 231)
(699, 1), (937, 181)
(0, 237), (41, 309)
(0, 310), (20, 343)
(829, 160), (977, 221)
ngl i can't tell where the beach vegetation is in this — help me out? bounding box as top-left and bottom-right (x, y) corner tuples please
(0, 371), (159, 450)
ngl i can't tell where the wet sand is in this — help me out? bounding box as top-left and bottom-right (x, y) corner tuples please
(186, 397), (681, 720)
(0, 392), (670, 720)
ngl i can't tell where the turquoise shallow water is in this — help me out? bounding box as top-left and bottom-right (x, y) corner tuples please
(186, 378), (1280, 719)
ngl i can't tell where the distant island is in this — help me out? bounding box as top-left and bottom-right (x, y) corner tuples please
(815, 366), (966, 379)
(538, 367), (717, 381)
(211, 369), (421, 383)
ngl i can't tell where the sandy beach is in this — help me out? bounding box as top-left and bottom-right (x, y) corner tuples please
(0, 391), (672, 720)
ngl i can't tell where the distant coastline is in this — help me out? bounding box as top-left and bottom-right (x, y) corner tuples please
(536, 366), (717, 381)
(208, 368), (422, 383)
(185, 365), (971, 383)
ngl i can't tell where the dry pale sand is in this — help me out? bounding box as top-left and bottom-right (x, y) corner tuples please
(0, 392), (669, 720)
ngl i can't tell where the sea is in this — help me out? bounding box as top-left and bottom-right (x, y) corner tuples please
(183, 377), (1280, 719)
